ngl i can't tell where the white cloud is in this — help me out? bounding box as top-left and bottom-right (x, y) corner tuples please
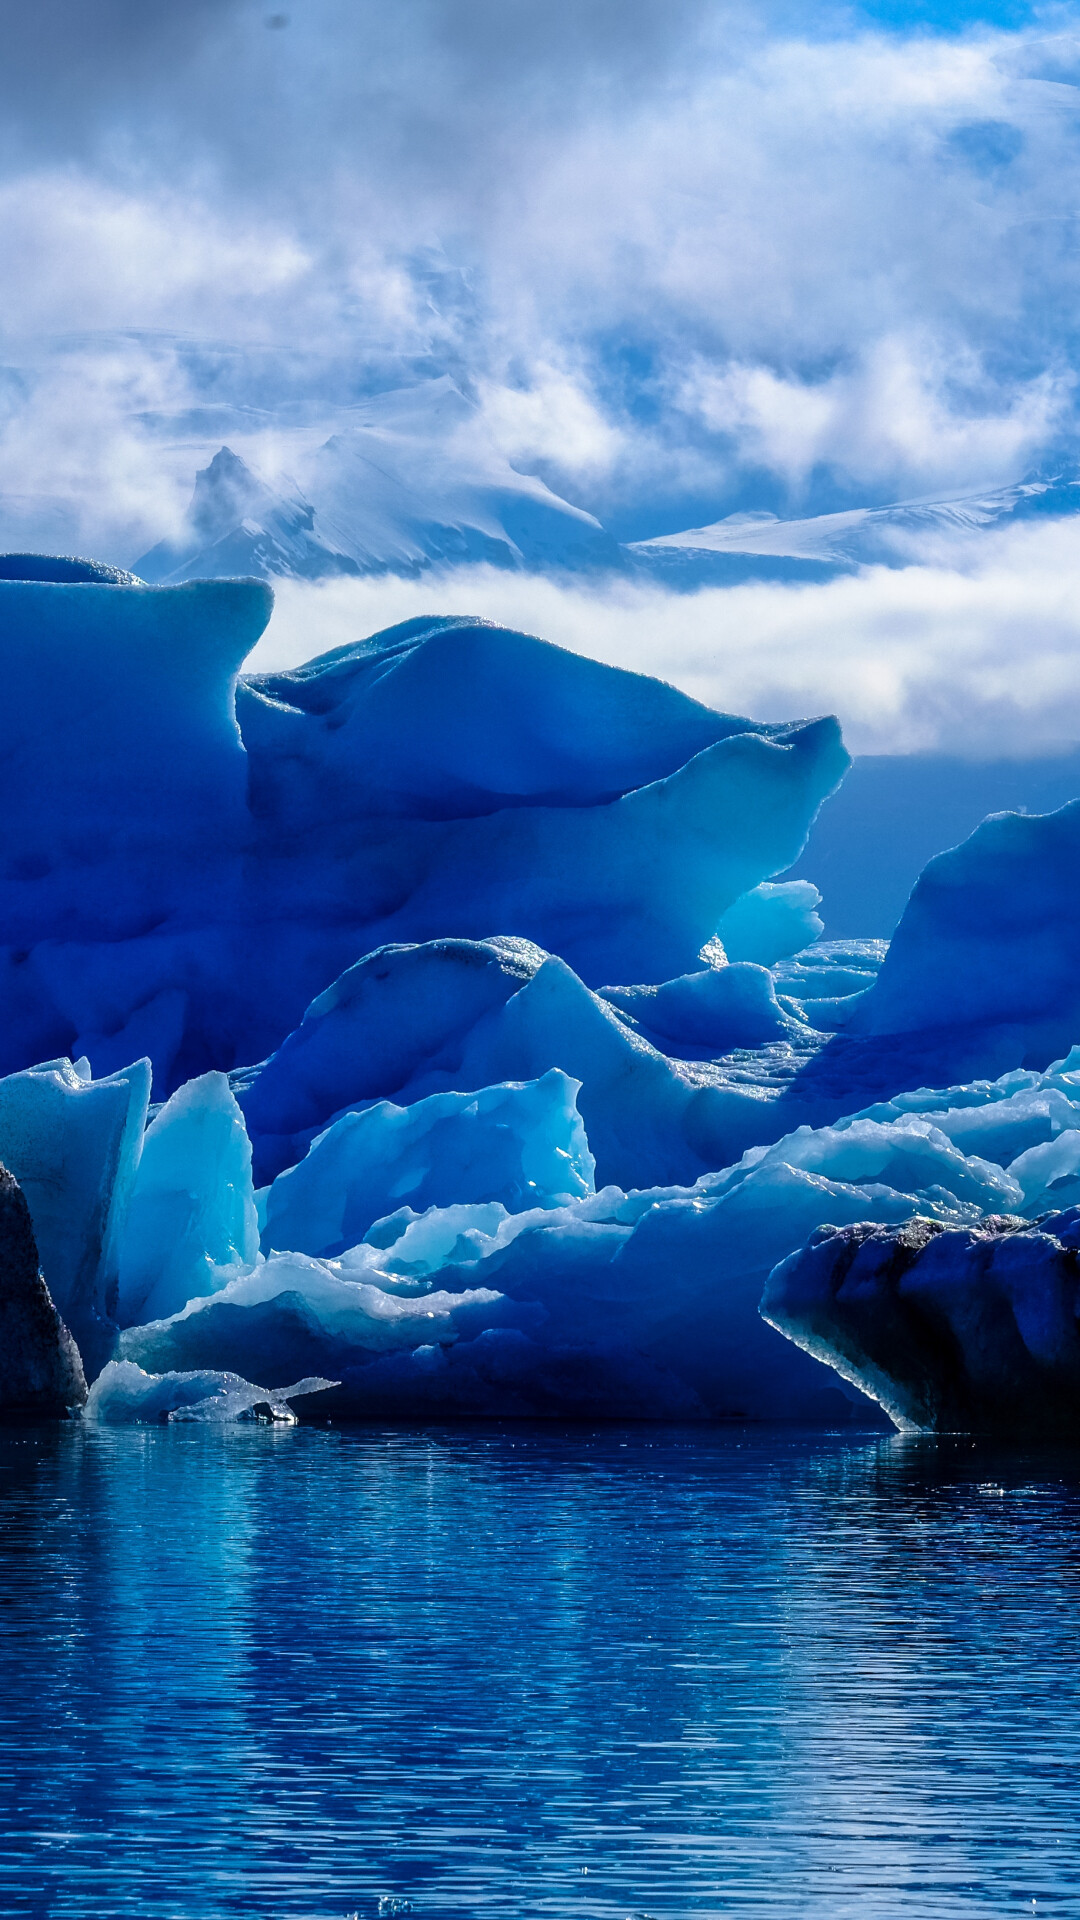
(251, 514), (1080, 759)
(679, 335), (1070, 498)
(4, 8), (1080, 554)
(474, 366), (626, 484)
(0, 172), (309, 338)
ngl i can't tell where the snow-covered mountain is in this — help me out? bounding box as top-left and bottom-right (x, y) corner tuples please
(137, 377), (624, 583)
(627, 475), (1080, 585)
(137, 404), (1080, 588)
(135, 448), (360, 584)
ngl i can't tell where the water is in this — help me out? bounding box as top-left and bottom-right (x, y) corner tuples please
(0, 1423), (1078, 1920)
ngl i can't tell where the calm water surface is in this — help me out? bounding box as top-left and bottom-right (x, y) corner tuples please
(0, 1422), (1077, 1920)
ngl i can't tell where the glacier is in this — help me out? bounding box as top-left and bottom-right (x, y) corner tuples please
(0, 571), (847, 1097)
(0, 555), (1079, 1432)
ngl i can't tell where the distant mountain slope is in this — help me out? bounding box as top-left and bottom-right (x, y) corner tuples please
(628, 475), (1080, 585)
(137, 377), (624, 583)
(136, 448), (360, 584)
(132, 377), (1080, 589)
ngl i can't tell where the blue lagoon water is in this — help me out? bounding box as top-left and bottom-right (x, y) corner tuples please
(0, 1422), (1078, 1920)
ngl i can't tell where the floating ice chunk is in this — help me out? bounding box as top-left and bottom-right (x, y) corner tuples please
(762, 1213), (1080, 1437)
(715, 880), (824, 965)
(709, 1111), (1023, 1213)
(116, 1072), (259, 1328)
(0, 1055), (151, 1375)
(84, 1358), (335, 1425)
(261, 1070), (594, 1258)
(117, 1248), (523, 1386)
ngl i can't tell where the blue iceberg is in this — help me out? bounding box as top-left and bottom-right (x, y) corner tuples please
(116, 1072), (260, 1327)
(3, 554), (1080, 1431)
(0, 571), (848, 1099)
(261, 1068), (594, 1260)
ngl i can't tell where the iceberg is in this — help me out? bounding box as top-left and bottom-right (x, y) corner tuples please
(4, 1036), (1075, 1420)
(841, 801), (1080, 1083)
(119, 1081), (1027, 1420)
(0, 1055), (150, 1374)
(8, 552), (1080, 1428)
(116, 1072), (259, 1328)
(599, 961), (798, 1056)
(85, 1359), (335, 1425)
(234, 937), (780, 1191)
(121, 1044), (1080, 1421)
(0, 1161), (86, 1416)
(261, 1069), (594, 1259)
(714, 880), (824, 966)
(238, 617), (848, 990)
(762, 1209), (1080, 1438)
(0, 569), (847, 1098)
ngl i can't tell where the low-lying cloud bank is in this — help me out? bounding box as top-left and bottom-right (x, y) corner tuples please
(253, 515), (1080, 759)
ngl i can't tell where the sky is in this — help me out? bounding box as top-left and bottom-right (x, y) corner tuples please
(3, 0), (1080, 752)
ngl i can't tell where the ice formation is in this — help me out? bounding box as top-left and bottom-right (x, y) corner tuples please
(116, 1073), (259, 1328)
(714, 880), (824, 966)
(844, 802), (1080, 1081)
(85, 1360), (335, 1425)
(1, 556), (1079, 1429)
(0, 575), (847, 1097)
(235, 937), (772, 1192)
(0, 1056), (149, 1375)
(0, 1161), (85, 1415)
(105, 1048), (1080, 1422)
(261, 1069), (594, 1259)
(762, 1210), (1080, 1437)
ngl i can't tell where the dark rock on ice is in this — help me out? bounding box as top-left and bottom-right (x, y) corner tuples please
(0, 1162), (86, 1414)
(762, 1208), (1080, 1436)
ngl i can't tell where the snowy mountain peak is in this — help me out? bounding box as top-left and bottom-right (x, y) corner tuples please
(136, 379), (626, 583)
(136, 447), (358, 585)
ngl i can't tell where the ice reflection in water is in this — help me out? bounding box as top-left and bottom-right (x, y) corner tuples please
(0, 1422), (1077, 1918)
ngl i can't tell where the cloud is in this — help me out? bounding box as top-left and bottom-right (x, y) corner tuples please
(251, 514), (1080, 759)
(4, 4), (1080, 548)
(678, 335), (1070, 499)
